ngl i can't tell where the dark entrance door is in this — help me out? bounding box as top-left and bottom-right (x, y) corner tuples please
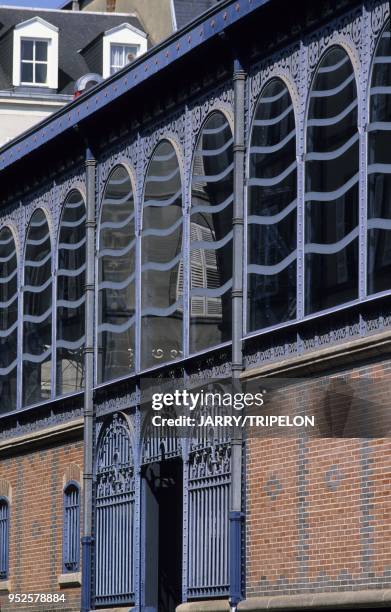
(143, 457), (183, 612)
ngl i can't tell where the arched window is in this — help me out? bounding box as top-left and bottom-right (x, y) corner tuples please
(368, 24), (391, 294)
(57, 191), (86, 396)
(141, 140), (183, 369)
(305, 47), (359, 314)
(190, 112), (233, 353)
(23, 209), (52, 406)
(0, 498), (9, 580)
(248, 79), (297, 331)
(98, 166), (136, 383)
(63, 483), (80, 573)
(95, 413), (135, 605)
(0, 227), (17, 413)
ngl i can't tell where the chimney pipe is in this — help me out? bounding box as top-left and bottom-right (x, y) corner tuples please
(72, 0), (80, 10)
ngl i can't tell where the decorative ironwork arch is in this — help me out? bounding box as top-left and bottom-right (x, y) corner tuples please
(0, 226), (18, 413)
(56, 190), (86, 396)
(95, 412), (135, 607)
(141, 403), (181, 465)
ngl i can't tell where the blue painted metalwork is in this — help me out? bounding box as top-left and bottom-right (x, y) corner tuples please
(63, 482), (81, 573)
(95, 413), (135, 607)
(229, 511), (243, 606)
(0, 497), (9, 580)
(187, 419), (231, 599)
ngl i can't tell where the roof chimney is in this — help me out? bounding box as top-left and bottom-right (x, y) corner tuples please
(106, 0), (116, 11)
(72, 0), (80, 10)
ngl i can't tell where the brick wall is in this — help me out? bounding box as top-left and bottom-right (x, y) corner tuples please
(0, 439), (83, 611)
(245, 360), (391, 598)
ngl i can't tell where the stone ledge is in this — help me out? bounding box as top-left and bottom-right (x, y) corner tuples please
(0, 579), (11, 592)
(177, 601), (230, 612)
(90, 608), (134, 611)
(58, 572), (81, 587)
(242, 327), (391, 380)
(238, 589), (391, 610)
(0, 418), (83, 457)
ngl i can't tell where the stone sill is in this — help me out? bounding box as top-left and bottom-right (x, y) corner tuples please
(58, 572), (81, 587)
(238, 589), (391, 610)
(0, 579), (11, 592)
(91, 608), (134, 611)
(177, 601), (230, 611)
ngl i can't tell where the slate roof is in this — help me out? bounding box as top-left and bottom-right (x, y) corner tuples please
(173, 0), (220, 29)
(0, 6), (145, 95)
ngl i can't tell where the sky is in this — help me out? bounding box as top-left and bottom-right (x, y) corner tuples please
(1, 0), (63, 7)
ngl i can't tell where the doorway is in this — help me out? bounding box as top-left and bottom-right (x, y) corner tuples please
(143, 457), (183, 612)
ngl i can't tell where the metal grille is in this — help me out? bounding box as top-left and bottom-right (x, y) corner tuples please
(95, 413), (135, 606)
(63, 484), (80, 572)
(188, 422), (231, 599)
(0, 499), (9, 580)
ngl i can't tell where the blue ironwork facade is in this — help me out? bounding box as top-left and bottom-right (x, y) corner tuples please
(1, 0), (391, 609)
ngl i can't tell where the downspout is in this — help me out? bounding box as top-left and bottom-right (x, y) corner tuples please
(230, 52), (246, 609)
(81, 146), (96, 612)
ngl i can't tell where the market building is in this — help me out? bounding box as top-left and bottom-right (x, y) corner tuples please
(0, 0), (390, 610)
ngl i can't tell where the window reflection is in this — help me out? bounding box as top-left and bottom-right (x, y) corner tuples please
(305, 47), (359, 314)
(141, 140), (183, 369)
(98, 166), (136, 382)
(248, 79), (297, 331)
(23, 209), (52, 406)
(190, 112), (233, 353)
(368, 24), (391, 294)
(0, 227), (17, 413)
(57, 191), (86, 396)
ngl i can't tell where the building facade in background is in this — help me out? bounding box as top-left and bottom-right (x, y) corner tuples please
(0, 6), (148, 146)
(0, 0), (390, 611)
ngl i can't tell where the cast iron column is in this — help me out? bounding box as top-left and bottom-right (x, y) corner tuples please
(230, 54), (246, 609)
(81, 146), (96, 612)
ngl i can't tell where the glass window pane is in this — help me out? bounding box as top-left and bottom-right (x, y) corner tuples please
(21, 39), (33, 60)
(57, 191), (86, 396)
(190, 112), (233, 353)
(23, 209), (52, 406)
(305, 47), (359, 314)
(110, 44), (122, 69)
(0, 227), (17, 413)
(35, 63), (47, 84)
(21, 62), (33, 83)
(368, 24), (391, 294)
(98, 166), (136, 383)
(141, 141), (183, 369)
(248, 79), (297, 332)
(35, 40), (48, 61)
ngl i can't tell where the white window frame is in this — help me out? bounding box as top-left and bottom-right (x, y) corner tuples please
(20, 38), (49, 86)
(109, 43), (140, 76)
(13, 17), (58, 89)
(102, 22), (147, 79)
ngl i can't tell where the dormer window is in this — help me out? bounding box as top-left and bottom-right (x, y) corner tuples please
(21, 39), (48, 85)
(102, 23), (147, 79)
(110, 43), (139, 75)
(13, 17), (58, 89)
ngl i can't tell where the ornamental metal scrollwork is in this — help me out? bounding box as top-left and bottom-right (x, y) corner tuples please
(306, 5), (363, 86)
(189, 81), (234, 151)
(189, 443), (231, 480)
(97, 138), (138, 199)
(249, 43), (301, 119)
(369, 0), (390, 55)
(96, 412), (134, 498)
(140, 109), (186, 177)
